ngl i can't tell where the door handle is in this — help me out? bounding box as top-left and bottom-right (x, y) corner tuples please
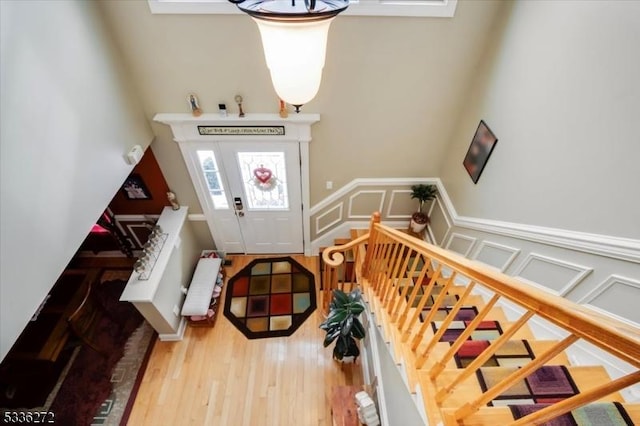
(234, 197), (244, 211)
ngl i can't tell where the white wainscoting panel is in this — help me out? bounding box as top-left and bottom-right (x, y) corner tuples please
(428, 197), (451, 247)
(386, 189), (413, 219)
(473, 241), (521, 272)
(512, 253), (593, 296)
(444, 233), (476, 257)
(348, 190), (386, 219)
(579, 275), (640, 326)
(316, 204), (343, 235)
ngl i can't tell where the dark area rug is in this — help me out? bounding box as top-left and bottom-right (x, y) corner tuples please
(48, 279), (144, 425)
(224, 257), (316, 339)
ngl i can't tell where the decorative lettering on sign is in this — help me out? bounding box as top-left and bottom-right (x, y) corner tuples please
(198, 126), (285, 136)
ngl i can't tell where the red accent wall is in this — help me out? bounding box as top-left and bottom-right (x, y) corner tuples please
(109, 148), (171, 215)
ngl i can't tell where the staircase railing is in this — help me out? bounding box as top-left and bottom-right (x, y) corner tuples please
(321, 212), (640, 425)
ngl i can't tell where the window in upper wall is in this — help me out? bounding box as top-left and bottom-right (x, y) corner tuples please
(147, 0), (458, 18)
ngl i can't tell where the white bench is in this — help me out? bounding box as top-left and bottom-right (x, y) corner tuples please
(181, 257), (222, 317)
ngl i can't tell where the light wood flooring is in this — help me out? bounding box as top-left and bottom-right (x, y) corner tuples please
(127, 255), (364, 426)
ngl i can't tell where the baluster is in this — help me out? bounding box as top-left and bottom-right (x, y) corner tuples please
(410, 272), (457, 352)
(414, 281), (476, 368)
(398, 263), (440, 333)
(379, 241), (401, 306)
(429, 293), (500, 380)
(436, 310), (535, 403)
(402, 269), (453, 343)
(382, 243), (408, 310)
(390, 251), (420, 322)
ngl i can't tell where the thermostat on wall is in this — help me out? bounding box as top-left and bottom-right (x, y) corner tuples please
(126, 145), (144, 165)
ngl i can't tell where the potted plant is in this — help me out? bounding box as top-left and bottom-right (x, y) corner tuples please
(409, 184), (437, 233)
(319, 289), (366, 362)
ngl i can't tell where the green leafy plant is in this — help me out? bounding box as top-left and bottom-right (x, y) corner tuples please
(319, 289), (366, 361)
(410, 184), (437, 225)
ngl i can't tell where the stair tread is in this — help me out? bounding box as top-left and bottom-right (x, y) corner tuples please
(419, 338), (569, 372)
(355, 237), (634, 426)
(443, 403), (640, 426)
(429, 365), (623, 409)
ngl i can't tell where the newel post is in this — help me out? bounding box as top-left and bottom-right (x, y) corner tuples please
(362, 212), (381, 277)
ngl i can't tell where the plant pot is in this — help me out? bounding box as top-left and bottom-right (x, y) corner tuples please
(338, 355), (356, 364)
(410, 212), (428, 233)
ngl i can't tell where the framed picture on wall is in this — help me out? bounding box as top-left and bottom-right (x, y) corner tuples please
(463, 120), (498, 184)
(121, 174), (152, 200)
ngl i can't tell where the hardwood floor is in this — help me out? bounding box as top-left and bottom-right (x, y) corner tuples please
(127, 255), (364, 426)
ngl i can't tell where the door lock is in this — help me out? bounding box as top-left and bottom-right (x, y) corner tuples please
(234, 197), (244, 217)
(234, 197), (243, 211)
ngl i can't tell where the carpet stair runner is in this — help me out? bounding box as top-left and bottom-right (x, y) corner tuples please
(377, 269), (640, 425)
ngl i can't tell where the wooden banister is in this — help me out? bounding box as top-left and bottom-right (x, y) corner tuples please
(321, 213), (640, 426)
(370, 223), (640, 367)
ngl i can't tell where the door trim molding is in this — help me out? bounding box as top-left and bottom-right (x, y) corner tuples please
(155, 113), (320, 255)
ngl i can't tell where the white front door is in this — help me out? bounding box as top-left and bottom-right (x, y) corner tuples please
(191, 141), (303, 254)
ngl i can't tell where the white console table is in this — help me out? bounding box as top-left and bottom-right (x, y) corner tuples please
(120, 206), (199, 341)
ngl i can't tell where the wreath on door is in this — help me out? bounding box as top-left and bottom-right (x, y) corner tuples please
(252, 165), (279, 192)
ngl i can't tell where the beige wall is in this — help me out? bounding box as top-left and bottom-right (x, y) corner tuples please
(97, 0), (505, 209)
(439, 1), (640, 239)
(0, 1), (153, 360)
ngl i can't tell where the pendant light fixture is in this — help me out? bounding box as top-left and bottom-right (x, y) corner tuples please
(230, 0), (348, 112)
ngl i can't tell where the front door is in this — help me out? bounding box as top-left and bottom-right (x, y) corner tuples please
(192, 141), (303, 254)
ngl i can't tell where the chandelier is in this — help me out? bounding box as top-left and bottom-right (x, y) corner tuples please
(230, 0), (349, 112)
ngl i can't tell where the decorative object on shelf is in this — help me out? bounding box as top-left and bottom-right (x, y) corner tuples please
(166, 191), (180, 210)
(235, 95), (245, 117)
(133, 224), (168, 280)
(228, 0), (348, 112)
(122, 173), (152, 200)
(319, 288), (366, 362)
(409, 183), (437, 234)
(218, 103), (227, 117)
(279, 99), (288, 118)
(187, 93), (202, 117)
(252, 164), (279, 191)
(463, 119), (498, 184)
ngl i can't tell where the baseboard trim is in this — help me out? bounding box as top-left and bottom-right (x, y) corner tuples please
(158, 318), (187, 341)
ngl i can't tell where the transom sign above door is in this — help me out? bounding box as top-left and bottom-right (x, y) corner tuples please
(154, 113), (320, 255)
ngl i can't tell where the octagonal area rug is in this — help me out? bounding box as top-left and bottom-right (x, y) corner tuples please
(223, 257), (316, 339)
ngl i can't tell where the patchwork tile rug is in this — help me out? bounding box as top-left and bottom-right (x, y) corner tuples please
(223, 257), (316, 339)
(476, 365), (579, 406)
(509, 402), (634, 426)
